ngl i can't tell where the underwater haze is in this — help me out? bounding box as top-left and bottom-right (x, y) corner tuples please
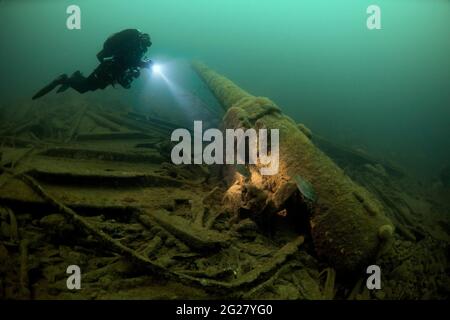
(0, 0), (449, 179)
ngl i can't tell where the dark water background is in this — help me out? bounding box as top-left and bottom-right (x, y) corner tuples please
(0, 0), (449, 180)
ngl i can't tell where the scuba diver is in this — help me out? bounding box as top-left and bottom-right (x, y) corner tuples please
(32, 29), (153, 100)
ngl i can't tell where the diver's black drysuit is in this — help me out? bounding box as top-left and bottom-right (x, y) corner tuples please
(32, 29), (152, 100)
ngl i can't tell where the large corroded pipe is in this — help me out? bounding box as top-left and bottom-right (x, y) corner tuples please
(192, 62), (394, 272)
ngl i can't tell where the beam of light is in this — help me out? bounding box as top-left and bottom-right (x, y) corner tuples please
(142, 60), (220, 124)
(152, 64), (163, 75)
(151, 63), (171, 85)
(149, 63), (186, 106)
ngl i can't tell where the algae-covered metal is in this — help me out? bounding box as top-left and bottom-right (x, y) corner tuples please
(192, 61), (394, 271)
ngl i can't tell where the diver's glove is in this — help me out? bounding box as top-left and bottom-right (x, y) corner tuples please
(140, 58), (153, 69)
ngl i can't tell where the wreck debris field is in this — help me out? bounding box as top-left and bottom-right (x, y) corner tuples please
(1, 0), (450, 301)
(0, 63), (449, 300)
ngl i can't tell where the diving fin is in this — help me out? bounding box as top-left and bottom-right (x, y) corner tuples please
(32, 74), (68, 100)
(56, 82), (70, 93)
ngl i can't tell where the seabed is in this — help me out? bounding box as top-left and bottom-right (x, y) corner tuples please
(0, 63), (449, 300)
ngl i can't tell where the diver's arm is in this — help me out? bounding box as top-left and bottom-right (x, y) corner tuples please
(139, 58), (153, 69)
